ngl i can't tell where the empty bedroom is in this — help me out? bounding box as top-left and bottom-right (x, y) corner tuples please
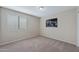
(0, 6), (79, 52)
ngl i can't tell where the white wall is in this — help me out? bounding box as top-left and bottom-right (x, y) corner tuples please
(0, 7), (40, 45)
(40, 8), (77, 45)
(0, 8), (1, 42)
(77, 13), (79, 47)
(76, 7), (79, 47)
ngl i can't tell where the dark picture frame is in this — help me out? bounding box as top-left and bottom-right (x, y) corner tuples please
(46, 18), (58, 27)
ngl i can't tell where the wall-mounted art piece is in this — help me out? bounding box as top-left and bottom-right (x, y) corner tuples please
(46, 18), (58, 27)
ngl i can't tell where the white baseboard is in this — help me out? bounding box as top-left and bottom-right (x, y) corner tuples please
(0, 35), (39, 46)
(40, 35), (77, 46)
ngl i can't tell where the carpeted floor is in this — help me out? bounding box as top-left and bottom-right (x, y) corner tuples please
(0, 36), (79, 52)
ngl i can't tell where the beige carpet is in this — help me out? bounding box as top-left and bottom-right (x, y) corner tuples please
(0, 36), (79, 52)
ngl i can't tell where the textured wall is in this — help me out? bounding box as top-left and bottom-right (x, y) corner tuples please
(40, 9), (77, 45)
(0, 8), (40, 44)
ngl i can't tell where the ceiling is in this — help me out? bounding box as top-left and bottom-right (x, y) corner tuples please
(3, 6), (76, 17)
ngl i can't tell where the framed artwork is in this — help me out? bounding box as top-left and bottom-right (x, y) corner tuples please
(46, 18), (58, 27)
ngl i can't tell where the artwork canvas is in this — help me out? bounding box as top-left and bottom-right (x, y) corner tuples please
(46, 18), (58, 27)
